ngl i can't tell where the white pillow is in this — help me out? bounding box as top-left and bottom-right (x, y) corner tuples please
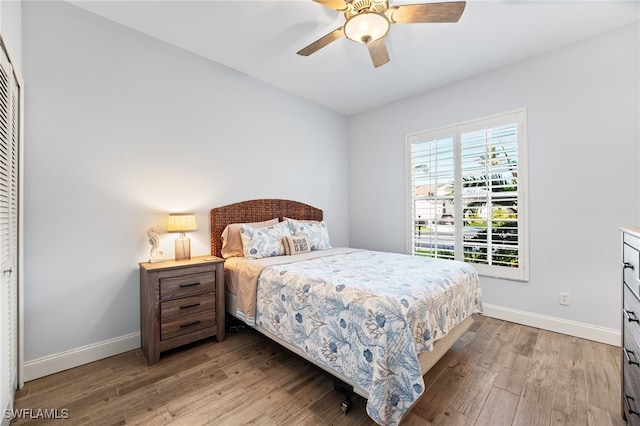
(286, 218), (331, 251)
(221, 218), (279, 258)
(240, 221), (292, 259)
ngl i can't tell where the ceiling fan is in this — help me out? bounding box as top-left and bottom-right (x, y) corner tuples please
(297, 0), (466, 68)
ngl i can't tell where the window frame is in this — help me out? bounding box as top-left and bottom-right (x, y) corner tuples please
(405, 108), (529, 282)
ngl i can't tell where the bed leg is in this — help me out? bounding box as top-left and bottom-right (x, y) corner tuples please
(225, 314), (246, 333)
(334, 380), (354, 414)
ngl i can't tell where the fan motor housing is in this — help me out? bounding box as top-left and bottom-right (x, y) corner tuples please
(345, 0), (388, 19)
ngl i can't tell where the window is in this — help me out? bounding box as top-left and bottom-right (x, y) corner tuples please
(406, 109), (528, 281)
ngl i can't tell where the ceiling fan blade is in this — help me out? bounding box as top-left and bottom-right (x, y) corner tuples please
(389, 1), (466, 24)
(367, 38), (390, 68)
(297, 27), (345, 56)
(312, 0), (349, 12)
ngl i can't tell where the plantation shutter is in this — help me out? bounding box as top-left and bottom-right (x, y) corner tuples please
(0, 36), (20, 416)
(407, 110), (528, 281)
(409, 133), (456, 260)
(460, 122), (520, 268)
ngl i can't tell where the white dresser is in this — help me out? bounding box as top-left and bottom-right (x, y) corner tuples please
(622, 227), (640, 425)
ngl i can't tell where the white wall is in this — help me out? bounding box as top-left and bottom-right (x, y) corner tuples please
(349, 23), (639, 336)
(0, 0), (21, 70)
(22, 1), (349, 368)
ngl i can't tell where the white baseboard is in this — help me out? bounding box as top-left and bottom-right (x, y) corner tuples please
(23, 332), (140, 382)
(482, 303), (621, 347)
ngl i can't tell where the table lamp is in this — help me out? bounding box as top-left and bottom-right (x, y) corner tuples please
(167, 213), (197, 260)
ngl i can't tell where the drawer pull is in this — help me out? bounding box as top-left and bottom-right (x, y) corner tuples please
(179, 282), (200, 288)
(623, 261), (635, 270)
(180, 303), (201, 310)
(625, 309), (640, 323)
(180, 320), (201, 328)
(624, 348), (640, 366)
(625, 393), (640, 416)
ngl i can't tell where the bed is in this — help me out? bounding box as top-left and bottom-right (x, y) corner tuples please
(210, 199), (483, 425)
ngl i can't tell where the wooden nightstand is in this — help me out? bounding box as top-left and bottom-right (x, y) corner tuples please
(139, 255), (225, 365)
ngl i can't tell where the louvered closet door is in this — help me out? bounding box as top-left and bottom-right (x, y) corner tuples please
(0, 39), (19, 414)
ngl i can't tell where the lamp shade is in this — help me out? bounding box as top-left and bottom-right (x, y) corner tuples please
(344, 12), (390, 44)
(167, 213), (197, 233)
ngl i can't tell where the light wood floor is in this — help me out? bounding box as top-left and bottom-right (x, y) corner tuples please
(12, 315), (625, 425)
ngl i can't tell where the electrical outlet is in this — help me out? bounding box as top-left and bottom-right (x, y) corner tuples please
(560, 292), (570, 306)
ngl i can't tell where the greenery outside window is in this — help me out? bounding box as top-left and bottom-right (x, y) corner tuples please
(406, 109), (529, 281)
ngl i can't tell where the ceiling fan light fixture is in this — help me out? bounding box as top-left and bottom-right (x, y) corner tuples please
(344, 12), (390, 44)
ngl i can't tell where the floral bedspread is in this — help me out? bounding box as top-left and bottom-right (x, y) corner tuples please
(255, 250), (483, 425)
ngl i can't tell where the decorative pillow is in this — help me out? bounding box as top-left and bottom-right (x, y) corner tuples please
(221, 218), (279, 258)
(240, 221), (292, 259)
(286, 218), (331, 251)
(283, 234), (311, 255)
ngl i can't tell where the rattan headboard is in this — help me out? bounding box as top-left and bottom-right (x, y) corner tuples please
(210, 199), (323, 258)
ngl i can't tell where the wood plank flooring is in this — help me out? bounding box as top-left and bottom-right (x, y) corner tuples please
(11, 315), (625, 425)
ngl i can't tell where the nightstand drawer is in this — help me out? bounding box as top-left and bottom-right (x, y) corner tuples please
(161, 293), (215, 323)
(160, 271), (215, 300)
(161, 299), (216, 341)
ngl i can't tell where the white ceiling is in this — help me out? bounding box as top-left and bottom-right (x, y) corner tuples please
(68, 0), (639, 115)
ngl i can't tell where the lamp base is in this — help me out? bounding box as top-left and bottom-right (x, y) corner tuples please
(175, 233), (191, 261)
